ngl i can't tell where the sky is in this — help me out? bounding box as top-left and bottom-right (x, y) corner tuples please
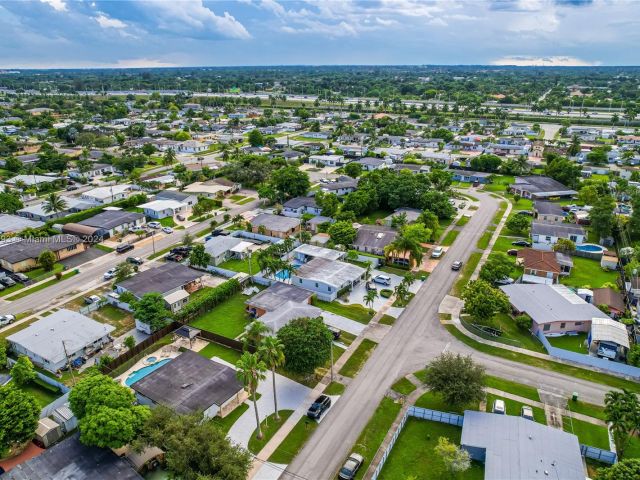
(0, 0), (639, 69)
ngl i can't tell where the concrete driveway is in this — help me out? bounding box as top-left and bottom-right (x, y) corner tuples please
(321, 312), (366, 336)
(344, 269), (423, 312)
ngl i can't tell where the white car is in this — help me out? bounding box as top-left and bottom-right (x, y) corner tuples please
(148, 221), (161, 229)
(162, 227), (174, 234)
(493, 399), (506, 415)
(0, 314), (16, 327)
(521, 406), (534, 421)
(103, 268), (117, 280)
(431, 247), (444, 258)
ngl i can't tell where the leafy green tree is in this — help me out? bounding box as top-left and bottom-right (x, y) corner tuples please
(244, 320), (269, 350)
(236, 352), (267, 439)
(163, 148), (176, 165)
(123, 335), (136, 350)
(424, 352), (486, 406)
(315, 191), (340, 217)
(37, 249), (56, 272)
(553, 238), (576, 254)
(0, 384), (39, 456)
(277, 317), (332, 375)
(0, 339), (7, 369)
(269, 165), (310, 201)
(434, 436), (471, 475)
(505, 214), (531, 235)
(343, 162), (363, 178)
(418, 210), (440, 240)
(69, 372), (150, 449)
(461, 279), (510, 322)
(590, 195), (617, 240)
(470, 154), (502, 173)
(248, 129), (265, 147)
(259, 337), (286, 421)
(0, 192), (24, 213)
(596, 459), (640, 480)
(328, 221), (357, 247)
(141, 143), (156, 156)
(604, 389), (640, 459)
(189, 244), (211, 268)
(10, 355), (36, 386)
(133, 406), (251, 480)
(587, 147), (609, 165)
(114, 261), (134, 283)
(544, 154), (581, 189)
(420, 190), (456, 219)
(479, 253), (514, 284)
(132, 292), (171, 332)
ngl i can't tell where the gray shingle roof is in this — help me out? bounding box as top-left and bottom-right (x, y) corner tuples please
(251, 213), (300, 232)
(78, 210), (144, 230)
(283, 196), (318, 209)
(117, 263), (203, 297)
(531, 221), (584, 238)
(512, 175), (577, 196)
(0, 234), (83, 264)
(353, 225), (397, 251)
(534, 201), (565, 216)
(247, 282), (313, 312)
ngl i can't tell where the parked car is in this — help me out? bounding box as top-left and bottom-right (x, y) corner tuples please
(211, 229), (225, 237)
(451, 261), (463, 271)
(162, 227), (174, 234)
(328, 326), (341, 341)
(492, 399), (506, 415)
(11, 272), (29, 283)
(0, 314), (16, 327)
(365, 281), (377, 292)
(0, 276), (16, 287)
(66, 185), (79, 191)
(372, 274), (391, 286)
(521, 406), (534, 421)
(147, 221), (161, 229)
(103, 268), (117, 280)
(126, 256), (144, 266)
(431, 246), (444, 258)
(166, 253), (184, 262)
(307, 395), (332, 420)
(116, 243), (134, 254)
(494, 277), (515, 286)
(511, 240), (531, 247)
(84, 295), (101, 305)
(338, 453), (364, 480)
(507, 249), (519, 256)
(171, 246), (192, 255)
(517, 211), (534, 216)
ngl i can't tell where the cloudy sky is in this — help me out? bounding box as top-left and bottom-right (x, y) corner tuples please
(1, 0), (638, 68)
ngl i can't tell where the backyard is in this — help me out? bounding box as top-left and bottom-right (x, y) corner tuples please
(190, 291), (251, 339)
(547, 333), (589, 354)
(90, 305), (134, 337)
(198, 341), (242, 364)
(560, 257), (618, 289)
(219, 256), (261, 274)
(14, 377), (63, 409)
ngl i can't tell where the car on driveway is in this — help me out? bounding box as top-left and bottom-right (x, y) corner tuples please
(126, 256), (144, 266)
(431, 246), (444, 258)
(307, 395), (331, 420)
(493, 399), (506, 415)
(0, 314), (16, 327)
(507, 249), (519, 256)
(372, 274), (391, 286)
(0, 276), (16, 287)
(147, 221), (161, 229)
(451, 261), (463, 271)
(511, 240), (531, 247)
(166, 253), (184, 262)
(103, 268), (117, 280)
(365, 281), (377, 292)
(84, 295), (101, 305)
(338, 453), (364, 480)
(162, 227), (174, 234)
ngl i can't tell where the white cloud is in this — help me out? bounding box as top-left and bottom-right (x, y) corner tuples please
(39, 0), (67, 12)
(491, 55), (600, 67)
(94, 14), (127, 29)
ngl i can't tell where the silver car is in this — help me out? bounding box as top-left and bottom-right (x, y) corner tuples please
(339, 453), (364, 480)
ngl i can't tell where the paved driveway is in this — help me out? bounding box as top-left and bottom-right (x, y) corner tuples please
(321, 312), (366, 336)
(344, 269), (423, 311)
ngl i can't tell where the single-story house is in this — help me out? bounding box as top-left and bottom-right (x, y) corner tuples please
(292, 243), (345, 263)
(204, 236), (252, 266)
(5, 174), (64, 188)
(516, 248), (572, 284)
(6, 309), (114, 373)
(275, 150), (305, 162)
(383, 207), (423, 227)
(320, 178), (358, 196)
(500, 283), (606, 335)
(534, 201), (565, 223)
(450, 169), (492, 184)
(291, 257), (366, 301)
(592, 287), (626, 318)
(81, 184), (136, 205)
(183, 180), (238, 198)
(352, 224), (397, 256)
(155, 190), (197, 208)
(250, 213), (300, 239)
(246, 282), (314, 318)
(69, 162), (115, 180)
(139, 199), (188, 219)
(310, 232), (331, 247)
(177, 140), (209, 153)
(510, 176), (577, 200)
(77, 210), (145, 237)
(0, 234), (86, 272)
(587, 317), (630, 361)
(0, 214), (44, 234)
(17, 196), (95, 222)
(309, 154), (346, 167)
(461, 410), (584, 480)
(353, 157), (390, 171)
(531, 222), (586, 250)
(282, 196), (322, 218)
(130, 350), (247, 418)
(255, 302), (323, 334)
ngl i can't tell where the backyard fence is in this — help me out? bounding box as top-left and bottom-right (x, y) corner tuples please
(196, 328), (255, 353)
(536, 331), (640, 379)
(40, 391), (70, 419)
(79, 300), (103, 315)
(460, 318), (528, 349)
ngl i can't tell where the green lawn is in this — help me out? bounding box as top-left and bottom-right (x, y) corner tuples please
(6, 270), (79, 301)
(356, 209), (392, 225)
(236, 197), (254, 205)
(91, 305), (134, 336)
(379, 419), (485, 480)
(451, 251), (482, 296)
(485, 393), (547, 424)
(248, 410), (294, 454)
(414, 391), (479, 414)
(312, 299), (373, 324)
(483, 175), (515, 193)
(339, 330), (357, 346)
(229, 194), (246, 201)
(198, 341), (243, 364)
(211, 403), (249, 434)
(562, 416), (610, 449)
(566, 400), (607, 421)
(441, 229), (460, 247)
(485, 375), (541, 402)
(25, 263), (65, 281)
(492, 235), (526, 254)
(268, 416), (318, 464)
(339, 339), (377, 378)
(391, 377), (417, 395)
(350, 396), (403, 479)
(159, 216), (176, 228)
(456, 215), (471, 227)
(560, 257), (618, 289)
(14, 378), (62, 409)
(379, 314), (396, 325)
(219, 256), (261, 274)
(190, 291), (251, 339)
(547, 333), (589, 354)
(379, 264), (413, 277)
(434, 217), (453, 241)
(324, 381), (346, 395)
(476, 230), (493, 250)
(461, 313), (546, 353)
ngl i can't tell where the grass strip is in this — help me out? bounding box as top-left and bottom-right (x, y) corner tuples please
(339, 339), (377, 378)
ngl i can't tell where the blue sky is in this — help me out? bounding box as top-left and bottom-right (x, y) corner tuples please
(1, 0), (638, 68)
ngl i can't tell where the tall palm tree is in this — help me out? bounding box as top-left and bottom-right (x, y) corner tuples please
(259, 337), (286, 421)
(236, 352), (267, 439)
(42, 193), (68, 215)
(244, 320), (269, 350)
(363, 289), (378, 313)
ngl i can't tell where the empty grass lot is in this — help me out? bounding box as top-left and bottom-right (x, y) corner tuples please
(312, 299), (373, 324)
(547, 333), (589, 354)
(485, 393), (547, 424)
(190, 291), (251, 339)
(248, 410), (294, 454)
(268, 416), (318, 464)
(562, 416), (610, 450)
(339, 339), (377, 377)
(198, 341), (242, 364)
(560, 257), (619, 289)
(483, 175), (514, 193)
(461, 313), (546, 353)
(379, 419), (485, 480)
(219, 256), (261, 274)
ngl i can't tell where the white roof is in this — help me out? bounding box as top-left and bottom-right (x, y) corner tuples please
(230, 241), (253, 254)
(257, 301), (323, 334)
(590, 317), (630, 348)
(183, 182), (230, 195)
(140, 199), (185, 211)
(82, 184), (133, 200)
(293, 258), (365, 289)
(6, 174), (62, 186)
(204, 236), (243, 257)
(163, 289), (190, 304)
(293, 244), (344, 261)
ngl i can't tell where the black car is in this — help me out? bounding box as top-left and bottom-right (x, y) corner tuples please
(211, 229), (224, 237)
(328, 326), (341, 341)
(171, 246), (193, 255)
(517, 210), (534, 216)
(511, 240), (531, 247)
(451, 261), (463, 271)
(126, 256), (144, 266)
(307, 395), (331, 419)
(116, 243), (134, 254)
(507, 249), (519, 256)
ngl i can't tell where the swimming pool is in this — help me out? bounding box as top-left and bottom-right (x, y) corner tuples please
(125, 358), (172, 387)
(275, 269), (291, 281)
(576, 244), (605, 253)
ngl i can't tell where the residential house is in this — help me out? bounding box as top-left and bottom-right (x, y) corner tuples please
(0, 214), (44, 234)
(274, 150), (305, 162)
(587, 317), (630, 361)
(155, 190), (197, 208)
(5, 174), (64, 189)
(531, 222), (586, 250)
(131, 350), (247, 418)
(0, 235), (86, 272)
(17, 196), (95, 222)
(516, 248), (572, 284)
(353, 157), (390, 171)
(383, 207), (422, 227)
(499, 284), (605, 335)
(77, 210), (145, 238)
(69, 163), (115, 180)
(245, 282), (319, 332)
(204, 236), (252, 266)
(6, 309), (114, 372)
(81, 184), (136, 205)
(510, 176), (577, 199)
(250, 213), (300, 239)
(450, 169), (492, 184)
(139, 199), (188, 219)
(291, 258), (366, 301)
(534, 201), (565, 223)
(292, 244), (346, 264)
(282, 197), (322, 218)
(484, 143), (530, 156)
(353, 224), (397, 256)
(307, 215), (334, 233)
(320, 177), (359, 196)
(309, 154), (346, 167)
(592, 287), (626, 318)
(183, 178), (240, 197)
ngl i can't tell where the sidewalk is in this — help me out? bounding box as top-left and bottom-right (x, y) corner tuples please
(470, 195), (512, 281)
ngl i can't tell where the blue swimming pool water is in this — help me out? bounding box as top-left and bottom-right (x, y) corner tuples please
(125, 358), (172, 386)
(275, 270), (291, 281)
(576, 244), (605, 253)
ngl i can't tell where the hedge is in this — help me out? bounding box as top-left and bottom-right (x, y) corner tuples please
(176, 278), (241, 323)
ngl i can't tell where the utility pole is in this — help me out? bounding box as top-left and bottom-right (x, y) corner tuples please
(330, 341), (334, 382)
(62, 340), (76, 386)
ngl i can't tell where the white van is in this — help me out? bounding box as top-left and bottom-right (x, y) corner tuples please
(493, 399), (506, 415)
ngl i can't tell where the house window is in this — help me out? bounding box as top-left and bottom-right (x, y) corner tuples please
(298, 279), (302, 284)
(315, 282), (319, 288)
(543, 324), (550, 331)
(545, 236), (552, 242)
(66, 245), (77, 251)
(570, 235), (578, 242)
(575, 322), (582, 326)
(560, 323), (566, 329)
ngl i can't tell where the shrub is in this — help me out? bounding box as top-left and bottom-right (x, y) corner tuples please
(514, 314), (532, 330)
(176, 279), (241, 322)
(380, 289), (393, 298)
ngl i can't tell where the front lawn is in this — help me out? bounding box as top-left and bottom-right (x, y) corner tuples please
(560, 257), (619, 289)
(547, 333), (589, 354)
(324, 381), (346, 395)
(211, 403), (249, 434)
(190, 291), (251, 339)
(461, 313), (546, 353)
(198, 341), (242, 364)
(414, 391), (479, 414)
(339, 339), (377, 377)
(312, 299), (373, 324)
(391, 377), (417, 395)
(379, 418), (485, 480)
(485, 393), (547, 424)
(485, 375), (541, 402)
(562, 416), (610, 449)
(219, 256), (261, 274)
(248, 410), (294, 454)
(268, 416), (318, 464)
(483, 175), (514, 193)
(159, 216), (176, 228)
(566, 399), (607, 421)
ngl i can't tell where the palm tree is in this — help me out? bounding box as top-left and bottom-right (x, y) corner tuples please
(384, 235), (424, 271)
(244, 320), (269, 350)
(363, 289), (378, 313)
(236, 352), (267, 439)
(42, 193), (68, 215)
(163, 148), (176, 166)
(259, 337), (286, 421)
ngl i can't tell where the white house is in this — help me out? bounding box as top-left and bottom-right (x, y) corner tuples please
(282, 197), (322, 218)
(309, 154), (346, 167)
(178, 140), (209, 153)
(531, 222), (586, 250)
(140, 199), (188, 219)
(204, 236), (252, 266)
(81, 184), (136, 205)
(291, 258), (365, 301)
